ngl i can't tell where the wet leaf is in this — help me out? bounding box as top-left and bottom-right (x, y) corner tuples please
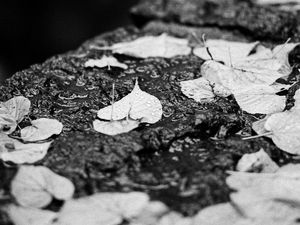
(157, 212), (192, 225)
(264, 111), (300, 155)
(180, 77), (231, 102)
(193, 39), (259, 66)
(85, 55), (128, 70)
(0, 133), (51, 164)
(192, 203), (244, 225)
(99, 33), (191, 58)
(236, 148), (279, 173)
(93, 118), (140, 136)
(55, 192), (149, 225)
(97, 81), (163, 124)
(233, 85), (286, 114)
(5, 204), (57, 225)
(201, 60), (288, 93)
(21, 118), (63, 142)
(0, 96), (30, 134)
(11, 165), (75, 208)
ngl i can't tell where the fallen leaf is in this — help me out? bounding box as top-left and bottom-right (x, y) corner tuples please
(93, 118), (140, 136)
(0, 133), (51, 164)
(226, 164), (300, 223)
(157, 212), (192, 225)
(0, 96), (30, 134)
(96, 33), (191, 58)
(201, 60), (287, 93)
(180, 77), (231, 102)
(97, 81), (163, 124)
(5, 204), (57, 225)
(264, 111), (300, 154)
(193, 40), (259, 66)
(236, 148), (279, 173)
(227, 164), (300, 204)
(20, 118), (63, 142)
(11, 165), (75, 208)
(192, 203), (244, 225)
(55, 192), (149, 225)
(130, 201), (169, 225)
(85, 55), (128, 70)
(233, 85), (286, 114)
(255, 0), (300, 5)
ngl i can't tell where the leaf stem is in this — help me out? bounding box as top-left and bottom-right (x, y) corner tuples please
(242, 132), (273, 140)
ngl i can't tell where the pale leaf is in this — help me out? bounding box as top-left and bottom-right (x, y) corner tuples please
(85, 55), (128, 70)
(192, 203), (244, 225)
(201, 60), (287, 93)
(193, 40), (259, 66)
(97, 81), (163, 124)
(230, 192), (300, 223)
(0, 96), (30, 134)
(5, 204), (57, 225)
(264, 111), (300, 155)
(11, 165), (75, 208)
(252, 117), (270, 136)
(103, 34), (191, 58)
(0, 133), (51, 164)
(55, 192), (149, 225)
(236, 148), (279, 173)
(20, 118), (63, 142)
(93, 119), (140, 136)
(157, 212), (192, 225)
(255, 0), (300, 5)
(233, 85), (286, 114)
(272, 43), (299, 67)
(180, 77), (230, 103)
(227, 164), (300, 203)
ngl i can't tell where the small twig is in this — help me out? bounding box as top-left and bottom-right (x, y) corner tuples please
(110, 83), (115, 121)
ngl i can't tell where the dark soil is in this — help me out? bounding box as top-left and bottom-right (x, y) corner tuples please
(1, 0), (300, 223)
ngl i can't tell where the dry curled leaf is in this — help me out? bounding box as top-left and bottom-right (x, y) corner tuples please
(5, 204), (57, 225)
(55, 192), (149, 225)
(85, 55), (128, 70)
(180, 77), (231, 102)
(0, 96), (30, 134)
(20, 118), (63, 142)
(193, 40), (259, 66)
(236, 148), (279, 173)
(96, 33), (191, 58)
(93, 118), (140, 136)
(11, 165), (75, 208)
(233, 85), (286, 114)
(0, 133), (51, 164)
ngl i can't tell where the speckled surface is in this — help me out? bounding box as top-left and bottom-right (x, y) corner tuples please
(1, 1), (300, 223)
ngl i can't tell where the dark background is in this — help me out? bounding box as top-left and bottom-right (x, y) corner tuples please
(0, 0), (138, 83)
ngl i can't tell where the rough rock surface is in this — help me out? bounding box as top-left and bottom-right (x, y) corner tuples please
(1, 0), (300, 223)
